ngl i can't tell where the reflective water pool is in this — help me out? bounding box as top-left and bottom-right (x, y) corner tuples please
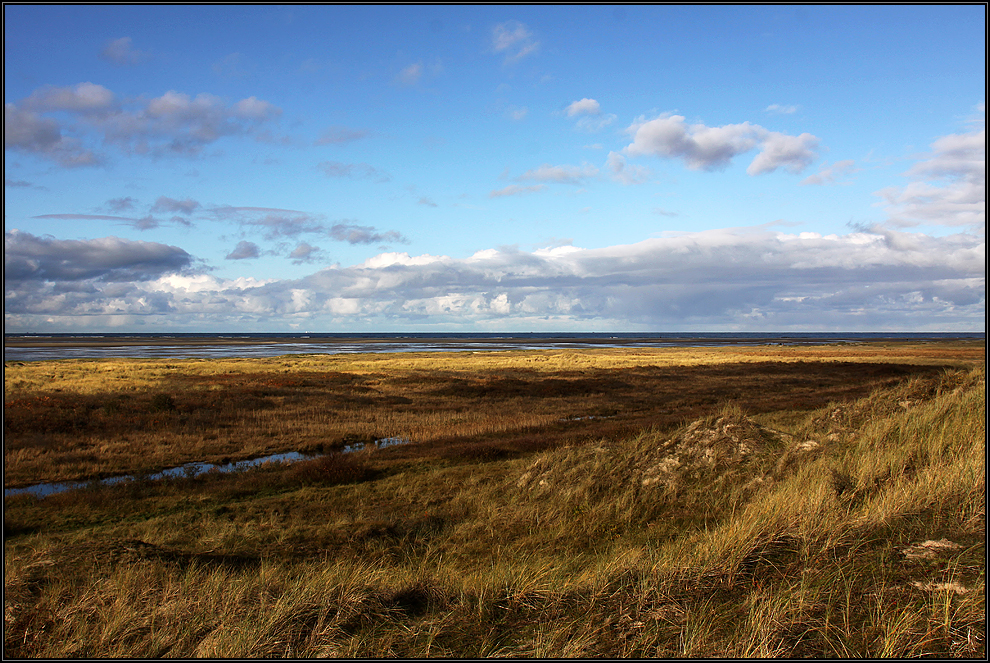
(4, 437), (411, 500)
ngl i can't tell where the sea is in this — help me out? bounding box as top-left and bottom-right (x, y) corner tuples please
(3, 331), (984, 362)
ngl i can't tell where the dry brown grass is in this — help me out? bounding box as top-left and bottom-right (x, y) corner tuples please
(4, 344), (966, 487)
(3, 342), (984, 658)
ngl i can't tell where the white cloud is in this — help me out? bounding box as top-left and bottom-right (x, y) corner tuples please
(801, 159), (857, 186)
(625, 114), (820, 175)
(765, 104), (798, 115)
(746, 131), (819, 175)
(491, 21), (539, 63)
(566, 98), (600, 117)
(5, 84), (283, 164)
(6, 226), (983, 330)
(606, 151), (651, 185)
(875, 127), (985, 229)
(22, 82), (116, 114)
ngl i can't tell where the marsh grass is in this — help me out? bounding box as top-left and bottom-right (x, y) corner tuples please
(3, 344), (985, 658)
(4, 345), (963, 487)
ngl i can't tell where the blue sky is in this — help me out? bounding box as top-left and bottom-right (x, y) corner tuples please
(4, 5), (985, 332)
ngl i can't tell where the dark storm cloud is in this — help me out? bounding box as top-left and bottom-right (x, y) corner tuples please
(4, 230), (193, 282)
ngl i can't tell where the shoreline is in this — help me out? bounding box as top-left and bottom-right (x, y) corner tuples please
(5, 333), (984, 349)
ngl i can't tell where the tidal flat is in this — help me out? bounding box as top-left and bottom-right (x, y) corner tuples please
(3, 341), (985, 657)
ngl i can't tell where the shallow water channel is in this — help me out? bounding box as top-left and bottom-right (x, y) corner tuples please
(4, 437), (411, 500)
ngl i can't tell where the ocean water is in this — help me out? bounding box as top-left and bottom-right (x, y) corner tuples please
(3, 332), (983, 362)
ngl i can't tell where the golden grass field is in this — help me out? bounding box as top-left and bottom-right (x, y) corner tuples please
(3, 340), (985, 657)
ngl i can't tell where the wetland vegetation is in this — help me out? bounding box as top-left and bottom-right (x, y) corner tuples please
(3, 340), (985, 657)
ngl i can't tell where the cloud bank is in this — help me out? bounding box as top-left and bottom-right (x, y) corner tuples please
(6, 226), (983, 331)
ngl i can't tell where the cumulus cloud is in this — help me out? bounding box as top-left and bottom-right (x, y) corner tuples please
(4, 230), (192, 282)
(5, 226), (983, 330)
(489, 184), (547, 198)
(317, 160), (390, 182)
(875, 126), (985, 229)
(226, 240), (261, 260)
(566, 98), (600, 117)
(5, 83), (282, 164)
(625, 114), (820, 175)
(746, 131), (819, 175)
(314, 126), (369, 145)
(22, 82), (116, 114)
(492, 20), (539, 63)
(4, 103), (101, 167)
(517, 163), (599, 185)
(561, 98), (616, 131)
(99, 37), (148, 65)
(801, 160), (858, 186)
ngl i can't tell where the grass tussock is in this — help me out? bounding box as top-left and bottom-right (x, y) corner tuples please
(4, 343), (985, 658)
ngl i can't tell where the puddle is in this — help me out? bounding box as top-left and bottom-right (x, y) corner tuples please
(342, 436), (411, 454)
(4, 437), (412, 500)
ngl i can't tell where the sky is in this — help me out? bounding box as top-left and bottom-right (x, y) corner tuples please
(4, 5), (985, 333)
